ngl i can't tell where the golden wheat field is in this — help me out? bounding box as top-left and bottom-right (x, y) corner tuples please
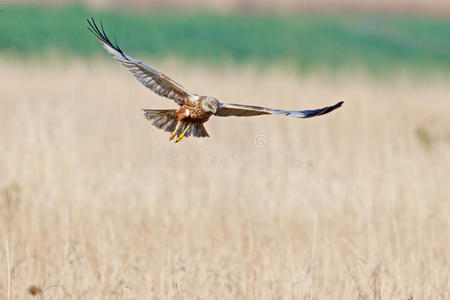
(0, 59), (449, 299)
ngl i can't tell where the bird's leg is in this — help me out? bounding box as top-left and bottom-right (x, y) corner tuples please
(175, 124), (191, 143)
(169, 121), (181, 141)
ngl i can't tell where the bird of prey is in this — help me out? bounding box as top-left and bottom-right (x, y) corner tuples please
(87, 18), (343, 143)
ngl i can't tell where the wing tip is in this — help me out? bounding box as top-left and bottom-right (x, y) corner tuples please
(330, 100), (344, 111)
(322, 100), (344, 115)
(86, 17), (125, 57)
(297, 100), (344, 118)
(335, 101), (344, 108)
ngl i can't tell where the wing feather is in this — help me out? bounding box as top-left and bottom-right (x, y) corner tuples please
(215, 101), (343, 118)
(87, 18), (198, 106)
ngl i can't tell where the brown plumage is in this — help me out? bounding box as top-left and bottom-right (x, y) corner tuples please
(87, 18), (343, 143)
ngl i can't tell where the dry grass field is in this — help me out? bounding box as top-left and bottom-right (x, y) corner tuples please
(0, 59), (449, 299)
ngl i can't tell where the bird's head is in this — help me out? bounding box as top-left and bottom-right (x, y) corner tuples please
(202, 96), (219, 114)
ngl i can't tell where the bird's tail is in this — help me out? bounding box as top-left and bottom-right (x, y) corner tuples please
(143, 109), (178, 132)
(142, 109), (209, 138)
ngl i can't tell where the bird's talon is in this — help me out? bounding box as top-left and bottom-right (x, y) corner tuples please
(175, 135), (183, 143)
(169, 121), (181, 141)
(175, 124), (190, 143)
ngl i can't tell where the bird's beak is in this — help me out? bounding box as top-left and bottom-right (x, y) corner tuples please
(213, 108), (217, 114)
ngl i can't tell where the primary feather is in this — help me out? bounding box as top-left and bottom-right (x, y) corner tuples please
(87, 18), (198, 106)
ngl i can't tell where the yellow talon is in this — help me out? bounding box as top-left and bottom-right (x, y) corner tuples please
(169, 121), (181, 141)
(175, 124), (190, 143)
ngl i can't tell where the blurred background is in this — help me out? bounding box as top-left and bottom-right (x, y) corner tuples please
(1, 0), (449, 73)
(0, 1), (449, 299)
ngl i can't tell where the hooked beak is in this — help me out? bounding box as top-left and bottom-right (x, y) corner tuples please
(213, 107), (217, 114)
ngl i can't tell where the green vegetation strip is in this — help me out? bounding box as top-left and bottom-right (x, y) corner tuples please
(1, 4), (449, 73)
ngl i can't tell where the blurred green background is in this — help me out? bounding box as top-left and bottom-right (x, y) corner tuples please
(0, 3), (449, 74)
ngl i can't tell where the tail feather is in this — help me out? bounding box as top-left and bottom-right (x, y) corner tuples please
(153, 115), (169, 129)
(143, 109), (178, 132)
(164, 118), (178, 132)
(142, 109), (209, 138)
(174, 122), (209, 138)
(192, 123), (209, 137)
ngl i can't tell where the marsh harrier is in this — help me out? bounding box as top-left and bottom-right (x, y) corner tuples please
(87, 18), (343, 143)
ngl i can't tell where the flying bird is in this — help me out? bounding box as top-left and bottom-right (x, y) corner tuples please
(87, 18), (343, 143)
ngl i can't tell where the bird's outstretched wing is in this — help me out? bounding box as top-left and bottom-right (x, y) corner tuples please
(215, 101), (343, 118)
(87, 18), (198, 106)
